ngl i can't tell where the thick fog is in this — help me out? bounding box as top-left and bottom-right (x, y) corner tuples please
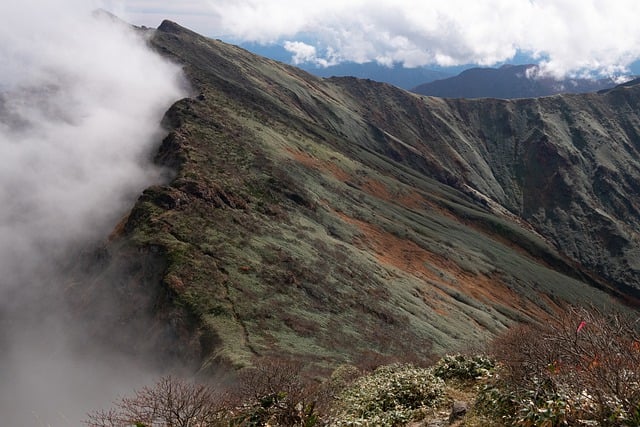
(0, 1), (187, 424)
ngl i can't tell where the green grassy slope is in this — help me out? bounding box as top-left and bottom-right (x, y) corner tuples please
(79, 20), (640, 372)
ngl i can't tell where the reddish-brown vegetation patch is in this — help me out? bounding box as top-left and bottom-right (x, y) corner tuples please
(336, 212), (557, 322)
(360, 178), (393, 200)
(360, 178), (428, 210)
(284, 147), (351, 182)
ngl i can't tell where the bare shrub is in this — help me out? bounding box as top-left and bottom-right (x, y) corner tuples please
(490, 306), (640, 425)
(231, 358), (319, 426)
(85, 359), (322, 427)
(84, 376), (226, 427)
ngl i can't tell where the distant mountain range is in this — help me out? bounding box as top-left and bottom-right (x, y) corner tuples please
(239, 42), (451, 89)
(413, 64), (626, 98)
(240, 43), (629, 97)
(299, 62), (450, 90)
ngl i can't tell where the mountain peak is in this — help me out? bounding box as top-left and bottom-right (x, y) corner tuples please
(615, 76), (640, 89)
(413, 64), (619, 98)
(158, 19), (188, 34)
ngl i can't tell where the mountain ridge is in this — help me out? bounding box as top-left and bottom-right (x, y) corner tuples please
(412, 64), (624, 98)
(75, 20), (640, 373)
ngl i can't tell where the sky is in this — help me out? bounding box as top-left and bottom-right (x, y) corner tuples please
(103, 0), (640, 78)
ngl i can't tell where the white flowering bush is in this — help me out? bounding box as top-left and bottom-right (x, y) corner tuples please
(330, 364), (445, 426)
(432, 354), (495, 380)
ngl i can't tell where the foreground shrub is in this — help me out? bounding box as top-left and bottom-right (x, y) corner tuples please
(330, 363), (445, 426)
(489, 306), (640, 426)
(476, 375), (572, 426)
(84, 376), (226, 427)
(231, 358), (319, 427)
(85, 359), (320, 427)
(432, 354), (495, 380)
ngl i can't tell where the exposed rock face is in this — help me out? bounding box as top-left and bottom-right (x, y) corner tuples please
(79, 20), (640, 371)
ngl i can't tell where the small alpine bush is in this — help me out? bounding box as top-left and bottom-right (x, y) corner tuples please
(330, 363), (445, 426)
(432, 354), (495, 380)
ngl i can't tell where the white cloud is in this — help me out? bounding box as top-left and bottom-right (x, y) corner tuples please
(0, 0), (186, 424)
(284, 41), (340, 67)
(0, 0), (185, 283)
(107, 0), (640, 78)
(284, 41), (318, 63)
(101, 0), (218, 33)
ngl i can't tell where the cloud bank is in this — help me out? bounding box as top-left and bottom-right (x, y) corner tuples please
(209, 0), (640, 77)
(0, 0), (186, 424)
(109, 0), (640, 78)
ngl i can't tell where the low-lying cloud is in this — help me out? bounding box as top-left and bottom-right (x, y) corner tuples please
(284, 41), (340, 67)
(112, 0), (640, 78)
(0, 0), (186, 424)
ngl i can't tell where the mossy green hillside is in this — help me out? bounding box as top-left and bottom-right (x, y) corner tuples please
(83, 20), (640, 371)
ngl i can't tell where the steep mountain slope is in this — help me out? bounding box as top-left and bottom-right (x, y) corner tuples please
(78, 21), (640, 373)
(412, 64), (620, 98)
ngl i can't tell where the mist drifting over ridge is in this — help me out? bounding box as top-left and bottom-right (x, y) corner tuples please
(0, 1), (187, 424)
